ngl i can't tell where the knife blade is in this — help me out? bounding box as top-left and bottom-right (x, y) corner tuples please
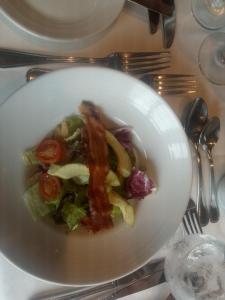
(160, 0), (176, 48)
(129, 0), (174, 16)
(148, 9), (160, 34)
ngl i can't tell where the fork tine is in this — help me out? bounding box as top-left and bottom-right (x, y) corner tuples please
(182, 199), (203, 235)
(152, 74), (195, 79)
(182, 216), (190, 235)
(158, 79), (196, 83)
(147, 73), (198, 95)
(124, 60), (170, 70)
(125, 61), (171, 74)
(190, 211), (200, 233)
(122, 52), (170, 58)
(183, 211), (195, 234)
(157, 86), (197, 93)
(141, 75), (197, 95)
(192, 209), (203, 234)
(130, 65), (171, 75)
(157, 90), (197, 96)
(155, 83), (197, 89)
(124, 56), (170, 65)
(156, 78), (197, 85)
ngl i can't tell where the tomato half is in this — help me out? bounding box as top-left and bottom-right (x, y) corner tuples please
(39, 173), (61, 200)
(36, 139), (64, 164)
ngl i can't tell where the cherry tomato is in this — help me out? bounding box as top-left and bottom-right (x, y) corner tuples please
(36, 139), (64, 164)
(39, 173), (61, 200)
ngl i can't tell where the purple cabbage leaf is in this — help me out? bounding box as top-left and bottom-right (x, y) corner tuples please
(110, 126), (133, 151)
(125, 169), (155, 199)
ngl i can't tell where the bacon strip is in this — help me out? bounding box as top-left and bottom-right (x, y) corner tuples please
(80, 101), (113, 231)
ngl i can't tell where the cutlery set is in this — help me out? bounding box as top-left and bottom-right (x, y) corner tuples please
(184, 97), (220, 227)
(0, 48), (198, 96)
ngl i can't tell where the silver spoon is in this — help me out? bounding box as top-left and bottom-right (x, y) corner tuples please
(184, 97), (209, 226)
(199, 116), (220, 223)
(26, 67), (51, 82)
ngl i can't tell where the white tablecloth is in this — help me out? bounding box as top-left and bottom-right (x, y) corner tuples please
(1, 1), (225, 299)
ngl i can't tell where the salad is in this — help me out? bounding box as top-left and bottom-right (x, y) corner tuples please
(23, 101), (155, 232)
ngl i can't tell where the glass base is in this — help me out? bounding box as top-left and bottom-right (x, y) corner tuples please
(192, 0), (225, 29)
(198, 32), (225, 85)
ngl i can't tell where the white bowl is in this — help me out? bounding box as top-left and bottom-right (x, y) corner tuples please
(0, 67), (192, 286)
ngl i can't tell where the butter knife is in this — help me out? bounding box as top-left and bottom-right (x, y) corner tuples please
(160, 0), (176, 48)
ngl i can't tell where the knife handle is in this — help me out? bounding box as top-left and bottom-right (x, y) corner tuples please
(148, 10), (160, 34)
(160, 3), (176, 49)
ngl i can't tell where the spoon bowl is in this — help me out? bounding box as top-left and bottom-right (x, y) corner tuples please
(185, 97), (208, 144)
(199, 116), (220, 151)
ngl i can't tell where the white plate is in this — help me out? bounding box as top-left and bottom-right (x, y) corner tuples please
(0, 0), (124, 48)
(0, 67), (192, 285)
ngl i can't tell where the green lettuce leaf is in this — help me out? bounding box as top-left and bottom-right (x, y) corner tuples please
(66, 115), (84, 134)
(62, 203), (86, 230)
(55, 115), (84, 139)
(23, 148), (39, 166)
(25, 171), (41, 189)
(65, 128), (81, 142)
(24, 183), (62, 221)
(23, 183), (50, 221)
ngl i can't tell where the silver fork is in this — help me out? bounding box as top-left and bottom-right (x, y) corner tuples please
(26, 69), (197, 96)
(0, 48), (170, 75)
(141, 74), (197, 96)
(183, 198), (203, 234)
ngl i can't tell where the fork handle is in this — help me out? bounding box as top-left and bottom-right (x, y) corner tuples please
(207, 150), (220, 223)
(0, 48), (102, 68)
(195, 145), (209, 227)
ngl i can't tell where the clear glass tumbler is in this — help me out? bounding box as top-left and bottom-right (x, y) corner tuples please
(165, 234), (225, 300)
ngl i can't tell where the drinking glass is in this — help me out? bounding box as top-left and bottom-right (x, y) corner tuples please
(164, 234), (225, 300)
(192, 0), (225, 29)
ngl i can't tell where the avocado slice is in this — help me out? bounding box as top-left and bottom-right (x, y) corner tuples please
(108, 191), (135, 226)
(105, 130), (132, 178)
(48, 163), (120, 186)
(106, 170), (120, 186)
(48, 163), (89, 179)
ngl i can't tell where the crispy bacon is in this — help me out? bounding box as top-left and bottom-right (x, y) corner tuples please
(80, 101), (113, 231)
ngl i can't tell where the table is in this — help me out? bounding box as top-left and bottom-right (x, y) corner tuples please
(1, 1), (225, 299)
